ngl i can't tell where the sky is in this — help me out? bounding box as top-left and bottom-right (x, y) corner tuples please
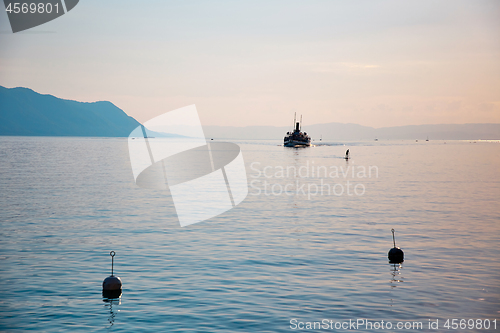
(0, 0), (499, 128)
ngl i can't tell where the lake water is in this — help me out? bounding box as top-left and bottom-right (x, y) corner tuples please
(0, 137), (499, 332)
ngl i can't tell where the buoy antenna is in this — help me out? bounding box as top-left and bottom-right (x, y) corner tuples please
(110, 251), (115, 276)
(391, 229), (396, 248)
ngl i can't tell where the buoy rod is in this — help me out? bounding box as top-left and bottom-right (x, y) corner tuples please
(391, 229), (396, 248)
(110, 251), (115, 276)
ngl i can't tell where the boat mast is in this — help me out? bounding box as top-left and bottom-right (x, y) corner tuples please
(293, 112), (296, 132)
(300, 115), (302, 130)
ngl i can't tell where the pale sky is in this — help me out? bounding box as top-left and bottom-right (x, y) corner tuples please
(1, 0), (499, 128)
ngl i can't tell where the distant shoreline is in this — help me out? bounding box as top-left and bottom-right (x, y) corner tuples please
(2, 86), (499, 140)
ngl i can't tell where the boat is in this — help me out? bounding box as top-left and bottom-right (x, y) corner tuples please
(284, 113), (311, 147)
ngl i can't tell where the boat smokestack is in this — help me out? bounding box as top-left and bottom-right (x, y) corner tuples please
(295, 122), (300, 131)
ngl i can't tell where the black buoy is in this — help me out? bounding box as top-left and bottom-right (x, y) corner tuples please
(388, 229), (404, 263)
(102, 251), (122, 299)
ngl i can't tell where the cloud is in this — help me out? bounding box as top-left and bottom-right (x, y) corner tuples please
(304, 62), (381, 73)
(340, 63), (381, 69)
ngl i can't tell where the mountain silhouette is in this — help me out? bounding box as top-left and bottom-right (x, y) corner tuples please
(2, 86), (499, 140)
(0, 86), (141, 137)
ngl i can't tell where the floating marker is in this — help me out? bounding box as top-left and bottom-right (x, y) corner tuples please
(102, 251), (122, 299)
(388, 229), (404, 263)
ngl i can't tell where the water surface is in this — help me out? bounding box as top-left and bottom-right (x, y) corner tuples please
(0, 137), (499, 332)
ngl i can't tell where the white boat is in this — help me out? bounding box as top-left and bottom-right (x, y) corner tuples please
(284, 114), (311, 147)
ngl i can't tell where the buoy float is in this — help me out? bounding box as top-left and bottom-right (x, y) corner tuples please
(102, 251), (122, 299)
(388, 229), (404, 263)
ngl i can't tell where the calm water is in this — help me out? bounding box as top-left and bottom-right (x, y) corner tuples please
(0, 137), (499, 332)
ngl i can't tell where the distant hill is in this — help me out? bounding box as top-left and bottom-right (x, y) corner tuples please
(0, 86), (141, 137)
(204, 122), (500, 141)
(1, 85), (499, 140)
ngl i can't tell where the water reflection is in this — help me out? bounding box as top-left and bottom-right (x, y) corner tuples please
(103, 298), (121, 329)
(389, 263), (405, 307)
(390, 263), (404, 288)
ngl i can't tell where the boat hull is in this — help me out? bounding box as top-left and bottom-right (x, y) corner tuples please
(284, 140), (311, 147)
